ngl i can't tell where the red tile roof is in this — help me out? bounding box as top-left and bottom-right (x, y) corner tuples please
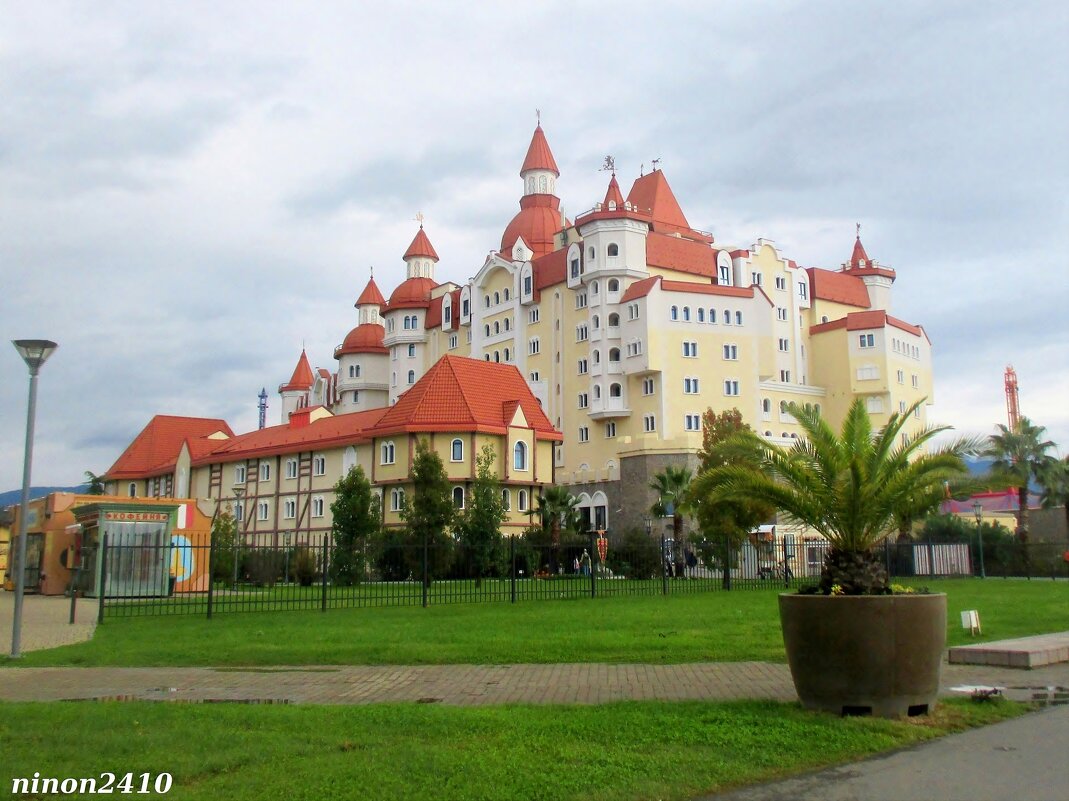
(533, 247), (568, 297)
(620, 275), (660, 302)
(355, 276), (386, 308)
(106, 415), (234, 480)
(809, 310), (928, 341)
(645, 232), (718, 277)
(500, 194), (564, 259)
(603, 174), (624, 207)
(195, 408), (390, 464)
(367, 356), (562, 441)
(403, 226), (439, 261)
(849, 235), (869, 266)
(520, 124), (560, 177)
(806, 267), (871, 308)
(661, 279), (754, 298)
(425, 289), (461, 330)
(335, 323), (387, 357)
(387, 276), (437, 309)
(626, 171), (711, 240)
(279, 349), (315, 392)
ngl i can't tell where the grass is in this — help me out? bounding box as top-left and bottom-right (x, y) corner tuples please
(10, 578), (1066, 668)
(0, 698), (1028, 801)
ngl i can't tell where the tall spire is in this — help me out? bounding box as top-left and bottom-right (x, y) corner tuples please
(355, 274), (386, 309)
(403, 225), (439, 262)
(849, 223), (870, 267)
(520, 123), (560, 178)
(603, 173), (624, 208)
(279, 349), (314, 392)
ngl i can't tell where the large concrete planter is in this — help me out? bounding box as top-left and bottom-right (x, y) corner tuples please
(779, 592), (946, 718)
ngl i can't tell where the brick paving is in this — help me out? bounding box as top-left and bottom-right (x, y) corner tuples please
(1, 661), (1065, 707)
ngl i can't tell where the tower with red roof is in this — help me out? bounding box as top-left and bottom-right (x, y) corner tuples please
(278, 348), (315, 423)
(334, 273), (390, 413)
(499, 123), (566, 261)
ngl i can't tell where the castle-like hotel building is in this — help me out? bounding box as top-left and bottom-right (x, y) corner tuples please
(105, 124), (933, 541)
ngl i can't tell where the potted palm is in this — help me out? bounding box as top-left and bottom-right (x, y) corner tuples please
(700, 398), (974, 717)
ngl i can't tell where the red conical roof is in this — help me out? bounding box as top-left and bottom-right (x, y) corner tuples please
(849, 235), (870, 267)
(403, 226), (439, 262)
(520, 125), (560, 178)
(627, 170), (691, 234)
(603, 173), (624, 207)
(335, 323), (387, 358)
(387, 276), (437, 309)
(355, 276), (386, 308)
(279, 349), (315, 392)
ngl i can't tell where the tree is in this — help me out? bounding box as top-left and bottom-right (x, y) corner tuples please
(649, 465), (693, 545)
(401, 437), (455, 587)
(1038, 455), (1069, 542)
(83, 470), (106, 495)
(703, 398), (973, 595)
(536, 485), (579, 573)
(983, 417), (1055, 542)
(210, 509), (239, 583)
(690, 408), (774, 589)
(329, 465), (377, 586)
(454, 445), (507, 588)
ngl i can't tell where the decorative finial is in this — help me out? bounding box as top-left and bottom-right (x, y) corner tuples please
(536, 108), (541, 126)
(414, 211), (424, 228)
(651, 157), (661, 172)
(856, 222), (861, 238)
(370, 265), (373, 277)
(640, 162), (645, 177)
(600, 155), (616, 176)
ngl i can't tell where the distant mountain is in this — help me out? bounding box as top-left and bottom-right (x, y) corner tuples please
(0, 485), (89, 510)
(965, 458), (993, 476)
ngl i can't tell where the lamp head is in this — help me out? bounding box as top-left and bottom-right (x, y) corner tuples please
(12, 340), (58, 373)
(972, 501), (983, 524)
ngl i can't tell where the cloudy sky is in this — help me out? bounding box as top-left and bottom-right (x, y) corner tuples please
(1, 1), (1066, 491)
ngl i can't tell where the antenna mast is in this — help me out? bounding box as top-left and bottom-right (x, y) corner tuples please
(258, 387), (268, 430)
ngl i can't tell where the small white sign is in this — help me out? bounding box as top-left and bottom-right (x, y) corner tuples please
(960, 609), (982, 635)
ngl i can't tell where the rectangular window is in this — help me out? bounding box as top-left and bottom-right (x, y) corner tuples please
(578, 426), (590, 443)
(900, 401), (907, 414)
(723, 344), (738, 360)
(234, 502), (243, 522)
(529, 308), (539, 323)
(866, 396), (885, 414)
(575, 292), (588, 309)
(524, 275), (533, 295)
(724, 380), (740, 396)
(312, 497), (324, 517)
(751, 271), (762, 286)
(628, 303), (640, 320)
(577, 359), (588, 375)
(257, 501), (269, 521)
(684, 377), (700, 394)
(780, 369), (791, 383)
(449, 334), (458, 349)
(605, 422), (616, 438)
(911, 374), (919, 388)
(576, 325), (588, 342)
(684, 414), (701, 431)
(856, 365), (879, 381)
(530, 371), (540, 382)
(283, 498), (296, 519)
(578, 393), (589, 409)
(682, 341), (698, 358)
(778, 338), (789, 352)
(777, 307), (788, 321)
(234, 465), (246, 484)
(285, 459), (298, 479)
(570, 258), (580, 279)
(643, 414), (656, 432)
(897, 369), (904, 384)
(529, 338), (540, 355)
(313, 455), (326, 476)
(642, 378), (655, 395)
(260, 463), (270, 481)
(798, 283), (808, 300)
(859, 333), (875, 348)
(775, 276), (787, 290)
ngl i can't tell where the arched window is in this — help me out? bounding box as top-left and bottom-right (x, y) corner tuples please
(349, 365), (355, 378)
(485, 296), (491, 308)
(494, 351), (500, 362)
(697, 308), (705, 323)
(128, 482), (137, 497)
(592, 315), (600, 329)
(518, 489), (528, 511)
(588, 246), (595, 260)
(485, 324), (491, 337)
(592, 349), (601, 364)
(609, 383), (622, 397)
(609, 348), (620, 362)
(502, 489), (511, 510)
(452, 486), (465, 508)
(539, 175), (547, 192)
(735, 311), (743, 325)
(494, 321), (500, 334)
(503, 347), (511, 361)
(504, 288), (510, 301)
(764, 430), (772, 437)
(762, 398), (771, 413)
(591, 280), (599, 294)
(670, 306), (678, 321)
(682, 306), (691, 321)
(485, 354), (491, 361)
(407, 370), (415, 384)
(527, 177), (535, 194)
(355, 364), (361, 377)
(403, 316), (410, 330)
(504, 317), (510, 331)
(514, 441), (528, 471)
(494, 291), (500, 304)
(709, 309), (717, 323)
(780, 401), (789, 414)
(608, 313), (619, 327)
(607, 243), (619, 257)
(451, 438), (464, 461)
(381, 441), (396, 464)
(594, 384), (602, 399)
(608, 278), (620, 292)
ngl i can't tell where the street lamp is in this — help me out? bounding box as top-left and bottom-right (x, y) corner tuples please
(232, 487), (246, 588)
(10, 339), (58, 659)
(972, 501), (986, 579)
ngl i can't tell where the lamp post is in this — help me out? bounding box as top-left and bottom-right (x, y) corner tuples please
(232, 487), (245, 588)
(283, 531), (293, 584)
(10, 339), (58, 659)
(972, 501), (986, 579)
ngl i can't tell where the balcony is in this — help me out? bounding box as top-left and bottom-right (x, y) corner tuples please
(588, 397), (630, 420)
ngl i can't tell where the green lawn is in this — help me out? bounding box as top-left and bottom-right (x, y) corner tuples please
(0, 698), (1026, 801)
(12, 579), (1066, 668)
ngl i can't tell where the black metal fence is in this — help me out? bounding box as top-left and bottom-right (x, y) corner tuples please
(91, 531), (1067, 620)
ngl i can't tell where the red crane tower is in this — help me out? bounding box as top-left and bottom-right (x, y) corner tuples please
(1004, 365), (1020, 431)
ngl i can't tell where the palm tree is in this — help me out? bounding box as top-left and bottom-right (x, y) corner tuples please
(649, 465), (693, 545)
(983, 417), (1055, 542)
(83, 470), (106, 495)
(1038, 456), (1069, 543)
(703, 398), (973, 594)
(537, 486), (579, 573)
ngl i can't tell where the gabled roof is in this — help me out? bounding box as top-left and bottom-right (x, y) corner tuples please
(106, 415), (235, 480)
(520, 124), (560, 177)
(645, 232), (718, 277)
(367, 356), (562, 441)
(403, 226), (439, 261)
(425, 288), (461, 330)
(809, 310), (929, 342)
(279, 349), (315, 393)
(355, 276), (386, 308)
(532, 247), (569, 300)
(626, 171), (710, 240)
(620, 274), (754, 302)
(806, 267), (871, 308)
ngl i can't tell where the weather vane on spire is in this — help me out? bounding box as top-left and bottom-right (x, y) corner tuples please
(600, 155), (616, 176)
(651, 157), (661, 172)
(536, 108), (541, 125)
(414, 211), (424, 228)
(856, 222), (861, 238)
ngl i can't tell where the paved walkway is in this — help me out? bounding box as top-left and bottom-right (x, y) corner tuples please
(704, 703), (1069, 801)
(1, 661), (1066, 706)
(0, 592), (97, 655)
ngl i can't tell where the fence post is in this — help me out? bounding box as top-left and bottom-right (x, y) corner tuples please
(96, 533), (108, 624)
(509, 534), (516, 604)
(782, 537), (790, 589)
(926, 536), (935, 578)
(206, 530), (215, 620)
(661, 530), (668, 596)
(321, 538), (329, 612)
(884, 539), (892, 579)
(421, 533), (429, 609)
(589, 531), (597, 599)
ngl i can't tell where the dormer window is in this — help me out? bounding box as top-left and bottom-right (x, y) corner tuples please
(524, 275), (532, 295)
(718, 265), (731, 285)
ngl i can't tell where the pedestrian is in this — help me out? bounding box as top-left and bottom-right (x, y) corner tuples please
(573, 556), (580, 575)
(580, 549), (591, 576)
